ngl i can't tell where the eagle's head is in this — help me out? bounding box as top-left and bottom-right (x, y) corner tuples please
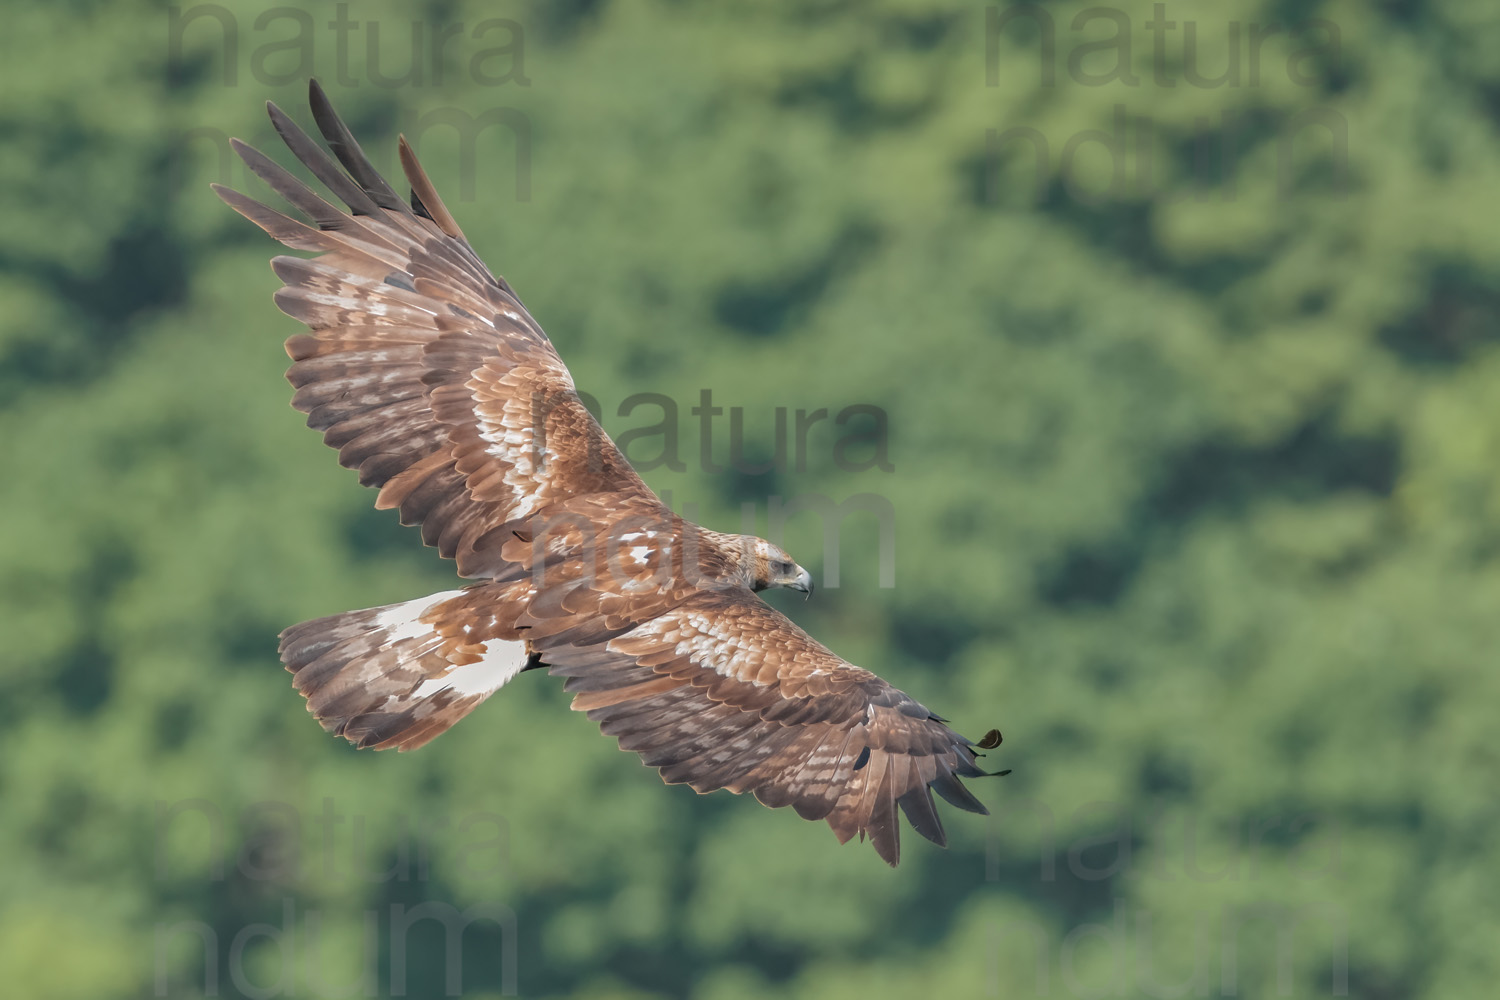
(746, 537), (814, 596)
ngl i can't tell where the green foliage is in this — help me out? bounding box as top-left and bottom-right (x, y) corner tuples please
(3, 0), (1498, 996)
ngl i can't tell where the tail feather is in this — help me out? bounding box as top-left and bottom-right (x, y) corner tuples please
(278, 590), (533, 751)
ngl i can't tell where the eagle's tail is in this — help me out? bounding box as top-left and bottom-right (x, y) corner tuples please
(278, 589), (536, 751)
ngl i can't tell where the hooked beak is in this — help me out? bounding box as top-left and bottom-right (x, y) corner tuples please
(789, 567), (814, 599)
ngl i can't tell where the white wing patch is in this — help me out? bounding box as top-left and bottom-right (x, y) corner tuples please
(472, 393), (545, 521)
(622, 610), (767, 683)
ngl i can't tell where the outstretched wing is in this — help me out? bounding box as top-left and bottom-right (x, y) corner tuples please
(539, 589), (993, 866)
(214, 80), (651, 578)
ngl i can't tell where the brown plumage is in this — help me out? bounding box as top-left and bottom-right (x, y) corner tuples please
(217, 80), (999, 866)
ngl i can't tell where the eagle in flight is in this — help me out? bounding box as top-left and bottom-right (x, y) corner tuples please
(216, 81), (1001, 866)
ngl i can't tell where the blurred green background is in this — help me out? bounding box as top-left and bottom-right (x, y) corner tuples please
(3, 0), (1497, 997)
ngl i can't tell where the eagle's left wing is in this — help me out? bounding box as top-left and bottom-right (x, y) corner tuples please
(214, 81), (654, 579)
(539, 589), (994, 867)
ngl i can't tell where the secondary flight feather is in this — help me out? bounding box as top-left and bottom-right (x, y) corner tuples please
(216, 81), (1002, 866)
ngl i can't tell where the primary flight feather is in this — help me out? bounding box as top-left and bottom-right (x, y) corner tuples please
(216, 80), (999, 866)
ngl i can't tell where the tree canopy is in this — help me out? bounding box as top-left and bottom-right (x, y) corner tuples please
(2, 1), (1497, 997)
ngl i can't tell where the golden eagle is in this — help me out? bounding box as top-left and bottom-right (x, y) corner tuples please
(216, 81), (1001, 866)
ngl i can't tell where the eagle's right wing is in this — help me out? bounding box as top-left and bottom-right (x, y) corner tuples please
(215, 80), (652, 579)
(538, 588), (995, 867)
